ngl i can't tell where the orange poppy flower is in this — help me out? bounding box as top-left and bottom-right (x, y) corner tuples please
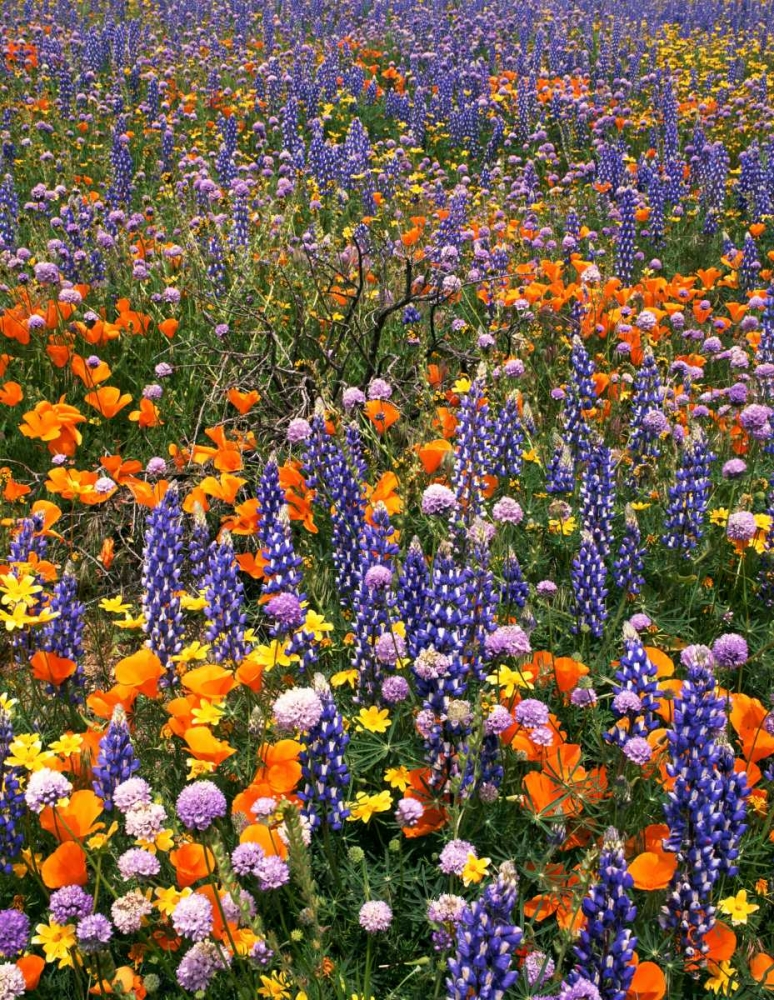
(2, 474), (30, 502)
(183, 726), (236, 765)
(84, 385), (132, 418)
(235, 657), (264, 692)
(71, 354), (111, 386)
(227, 388), (260, 415)
(123, 477), (170, 508)
(279, 463), (317, 533)
(129, 398), (163, 427)
(40, 790), (104, 843)
(235, 551), (268, 580)
(182, 665), (236, 700)
(626, 960), (666, 1000)
(417, 438), (453, 474)
(729, 693), (774, 763)
(41, 841), (88, 888)
(365, 471), (403, 521)
(170, 842), (215, 888)
(0, 381), (23, 406)
(20, 398), (86, 455)
(523, 864), (585, 933)
(99, 537), (115, 569)
(16, 955), (44, 991)
(364, 399), (400, 434)
(239, 822), (289, 858)
(158, 318), (179, 339)
(199, 473), (246, 505)
(627, 848), (677, 890)
(400, 767), (448, 838)
(31, 650), (77, 686)
(750, 953), (774, 991)
(232, 740), (302, 814)
(114, 649), (164, 698)
(87, 685), (138, 720)
(90, 966), (147, 999)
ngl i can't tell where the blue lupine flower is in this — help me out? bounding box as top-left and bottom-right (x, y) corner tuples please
(204, 533), (250, 664)
(572, 828), (637, 1000)
(446, 862), (522, 999)
(142, 484), (185, 686)
(298, 680), (351, 831)
(92, 706), (139, 810)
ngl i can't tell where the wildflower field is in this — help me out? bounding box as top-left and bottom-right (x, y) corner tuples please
(3, 0), (774, 997)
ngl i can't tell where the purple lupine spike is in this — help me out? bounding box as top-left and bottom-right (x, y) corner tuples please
(189, 505), (211, 594)
(614, 187), (637, 287)
(607, 624), (659, 748)
(701, 142), (729, 235)
(298, 678), (350, 832)
(0, 709), (24, 874)
(500, 553), (529, 610)
(464, 518), (498, 681)
(142, 483), (185, 686)
(92, 706), (139, 811)
(613, 506), (646, 598)
(257, 458), (304, 601)
(488, 394), (524, 478)
(396, 537), (429, 658)
(571, 828), (637, 1000)
(204, 533), (249, 665)
(350, 503), (399, 702)
(303, 411), (366, 606)
(452, 378), (492, 526)
(741, 232), (761, 291)
(41, 567), (85, 701)
(662, 429), (715, 555)
(446, 862), (522, 999)
(546, 438), (575, 494)
(627, 350), (664, 465)
(580, 441), (616, 560)
(564, 337), (596, 463)
(572, 530), (608, 639)
(661, 645), (747, 957)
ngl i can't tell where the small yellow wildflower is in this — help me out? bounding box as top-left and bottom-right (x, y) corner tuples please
(461, 853), (491, 886)
(356, 706), (391, 734)
(704, 960), (739, 995)
(331, 669), (359, 689)
(32, 921), (76, 968)
(180, 592), (207, 612)
(0, 573), (43, 607)
(154, 885), (192, 916)
(172, 641), (211, 664)
(303, 609), (334, 641)
(347, 790), (393, 823)
(6, 734), (55, 771)
(258, 971), (292, 998)
(548, 516), (577, 536)
(0, 693), (17, 713)
(452, 376), (471, 394)
(49, 733), (84, 757)
(114, 613), (145, 629)
(709, 508), (730, 527)
(187, 757), (217, 780)
(486, 665), (534, 697)
(87, 821), (118, 851)
(191, 700), (225, 727)
(384, 766), (412, 791)
(247, 640), (299, 671)
(98, 596), (133, 614)
(717, 889), (759, 925)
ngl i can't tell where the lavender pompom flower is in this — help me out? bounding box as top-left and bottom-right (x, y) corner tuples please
(439, 839), (476, 876)
(111, 890), (152, 933)
(117, 848), (161, 880)
(231, 842), (265, 876)
(113, 777), (151, 813)
(24, 768), (71, 813)
(484, 625), (531, 659)
(273, 687), (324, 732)
(358, 900), (393, 933)
(726, 511), (757, 542)
(176, 781), (227, 831)
(76, 914), (112, 953)
(50, 886), (93, 924)
(176, 940), (231, 991)
(712, 633), (748, 668)
(0, 910), (29, 959)
(172, 894), (213, 941)
(255, 855), (290, 890)
(421, 484), (457, 515)
(0, 964), (25, 1000)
